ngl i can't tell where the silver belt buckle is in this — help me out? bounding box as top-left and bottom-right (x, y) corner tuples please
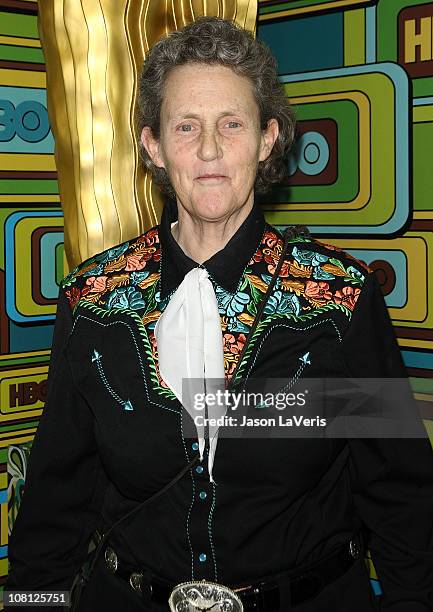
(169, 579), (244, 611)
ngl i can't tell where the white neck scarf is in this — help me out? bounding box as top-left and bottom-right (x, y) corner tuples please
(154, 266), (226, 483)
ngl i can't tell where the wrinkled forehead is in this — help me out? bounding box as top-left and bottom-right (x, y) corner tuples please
(160, 62), (260, 123)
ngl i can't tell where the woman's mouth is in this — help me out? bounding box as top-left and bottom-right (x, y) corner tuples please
(195, 174), (228, 183)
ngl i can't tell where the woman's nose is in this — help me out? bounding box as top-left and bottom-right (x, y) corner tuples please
(197, 128), (222, 161)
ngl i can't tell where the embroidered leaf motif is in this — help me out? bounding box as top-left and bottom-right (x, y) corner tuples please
(130, 271), (150, 285)
(60, 264), (81, 288)
(106, 286), (145, 310)
(133, 244), (157, 256)
(245, 274), (268, 293)
(246, 299), (258, 318)
(288, 260), (312, 278)
(263, 291), (300, 316)
(328, 258), (347, 272)
(215, 287), (250, 317)
(76, 259), (100, 277)
(292, 245), (329, 267)
(327, 260), (364, 286)
(138, 272), (159, 290)
(238, 276), (249, 292)
(81, 292), (101, 304)
(313, 267), (335, 281)
(242, 279), (263, 310)
(238, 312), (254, 327)
(281, 279), (305, 295)
(343, 266), (365, 286)
(321, 263), (347, 277)
(141, 279), (160, 317)
(104, 255), (127, 273)
(227, 317), (250, 333)
(106, 273), (130, 291)
(306, 296), (330, 308)
(220, 315), (229, 332)
(142, 310), (161, 326)
(83, 262), (105, 277)
(291, 235), (312, 243)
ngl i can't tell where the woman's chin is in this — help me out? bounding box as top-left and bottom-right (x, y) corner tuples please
(186, 189), (252, 222)
(191, 199), (238, 222)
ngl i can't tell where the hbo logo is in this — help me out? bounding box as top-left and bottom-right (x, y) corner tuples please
(0, 100), (50, 143)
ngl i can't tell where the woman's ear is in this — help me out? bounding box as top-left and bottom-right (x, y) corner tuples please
(140, 126), (166, 169)
(259, 118), (279, 162)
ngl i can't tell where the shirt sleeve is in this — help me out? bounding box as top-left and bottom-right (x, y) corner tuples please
(5, 288), (108, 599)
(340, 271), (433, 611)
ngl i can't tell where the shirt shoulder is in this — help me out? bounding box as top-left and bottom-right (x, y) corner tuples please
(262, 224), (370, 274)
(58, 225), (161, 312)
(256, 224), (371, 316)
(305, 236), (371, 274)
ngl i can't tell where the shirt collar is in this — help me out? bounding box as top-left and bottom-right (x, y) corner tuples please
(159, 198), (266, 299)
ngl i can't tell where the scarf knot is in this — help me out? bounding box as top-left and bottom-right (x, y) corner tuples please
(155, 267), (226, 483)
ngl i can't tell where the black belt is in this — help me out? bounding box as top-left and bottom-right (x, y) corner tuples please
(100, 532), (364, 610)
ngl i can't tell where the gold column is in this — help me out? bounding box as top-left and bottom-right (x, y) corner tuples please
(37, 0), (258, 270)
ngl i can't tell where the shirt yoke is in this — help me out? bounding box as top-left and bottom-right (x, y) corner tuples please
(58, 225), (161, 312)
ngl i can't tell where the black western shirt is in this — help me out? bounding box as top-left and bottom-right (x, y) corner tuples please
(6, 200), (433, 610)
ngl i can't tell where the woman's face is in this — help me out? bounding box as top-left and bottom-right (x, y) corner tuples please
(141, 63), (278, 222)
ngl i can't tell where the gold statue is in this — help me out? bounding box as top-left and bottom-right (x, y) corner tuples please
(37, 0), (258, 269)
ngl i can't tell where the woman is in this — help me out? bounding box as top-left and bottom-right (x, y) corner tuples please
(6, 17), (433, 612)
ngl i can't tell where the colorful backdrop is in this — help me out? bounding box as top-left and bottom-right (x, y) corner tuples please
(0, 0), (432, 604)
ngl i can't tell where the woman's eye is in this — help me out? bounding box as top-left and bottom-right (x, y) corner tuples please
(227, 121), (241, 128)
(179, 124), (193, 132)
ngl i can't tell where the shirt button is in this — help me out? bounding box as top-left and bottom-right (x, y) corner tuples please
(192, 442), (199, 451)
(195, 465), (204, 474)
(199, 553), (207, 562)
(199, 491), (207, 500)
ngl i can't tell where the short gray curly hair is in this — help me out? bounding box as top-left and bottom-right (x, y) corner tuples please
(136, 16), (296, 198)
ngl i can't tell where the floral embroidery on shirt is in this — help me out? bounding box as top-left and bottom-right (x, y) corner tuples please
(313, 238), (371, 272)
(148, 329), (171, 390)
(333, 286), (361, 311)
(223, 333), (247, 379)
(61, 224), (367, 389)
(61, 228), (161, 311)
